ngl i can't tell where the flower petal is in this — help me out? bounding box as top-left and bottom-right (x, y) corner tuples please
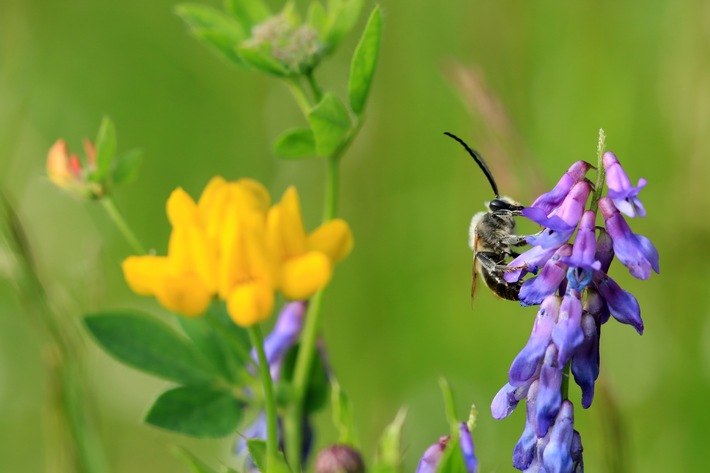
(505, 245), (557, 283)
(530, 161), (593, 215)
(261, 301), (307, 378)
(513, 380), (539, 470)
(571, 314), (600, 408)
(459, 422), (479, 473)
(167, 187), (199, 227)
(122, 255), (171, 296)
(415, 436), (450, 473)
(155, 274), (212, 317)
(535, 345), (562, 437)
(519, 245), (572, 306)
(308, 219), (354, 263)
(509, 296), (560, 386)
(600, 197), (654, 279)
(593, 271), (643, 334)
(552, 289), (584, 366)
(280, 251), (333, 300)
(541, 401), (575, 473)
(491, 381), (534, 420)
(561, 210), (601, 270)
(227, 280), (275, 327)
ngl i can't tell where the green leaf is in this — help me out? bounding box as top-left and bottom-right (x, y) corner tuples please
(280, 343), (329, 414)
(112, 149), (142, 185)
(176, 4), (246, 66)
(438, 377), (458, 436)
(307, 1), (327, 35)
(308, 93), (351, 156)
(236, 45), (290, 77)
(323, 0), (364, 53)
(348, 6), (382, 116)
(94, 116), (116, 181)
(224, 0), (271, 32)
(178, 316), (240, 383)
(84, 311), (216, 384)
(246, 439), (291, 473)
(371, 409), (406, 473)
(273, 128), (316, 160)
(174, 446), (221, 473)
(145, 385), (242, 438)
(332, 379), (358, 446)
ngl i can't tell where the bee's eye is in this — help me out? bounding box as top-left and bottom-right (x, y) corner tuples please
(489, 199), (509, 211)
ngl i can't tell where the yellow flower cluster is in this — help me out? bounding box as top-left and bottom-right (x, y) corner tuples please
(122, 177), (353, 326)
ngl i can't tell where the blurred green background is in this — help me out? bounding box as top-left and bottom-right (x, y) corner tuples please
(1, 0), (709, 471)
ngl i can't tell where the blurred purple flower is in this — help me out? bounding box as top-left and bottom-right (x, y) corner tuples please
(416, 423), (479, 473)
(603, 152), (646, 218)
(415, 436), (450, 473)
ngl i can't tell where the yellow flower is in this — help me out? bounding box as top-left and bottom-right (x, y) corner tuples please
(122, 178), (353, 327)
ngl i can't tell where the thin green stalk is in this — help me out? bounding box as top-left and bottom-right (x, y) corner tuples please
(285, 290), (324, 470)
(100, 197), (145, 254)
(286, 78), (313, 116)
(323, 155), (340, 221)
(560, 361), (572, 401)
(248, 324), (279, 466)
(306, 72), (323, 103)
(589, 128), (607, 214)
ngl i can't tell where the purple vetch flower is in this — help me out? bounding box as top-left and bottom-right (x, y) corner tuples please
(509, 296), (561, 386)
(519, 245), (572, 306)
(415, 436), (450, 473)
(561, 211), (601, 271)
(571, 430), (584, 472)
(492, 378), (537, 420)
(593, 271), (643, 334)
(541, 401), (575, 473)
(416, 424), (479, 473)
(525, 181), (592, 249)
(552, 289), (584, 366)
(513, 381), (539, 470)
(603, 152), (647, 218)
(459, 422), (479, 473)
(535, 345), (562, 437)
(599, 197), (659, 280)
(505, 245), (557, 283)
(259, 301), (307, 378)
(530, 161), (594, 215)
(594, 228), (614, 274)
(571, 312), (600, 409)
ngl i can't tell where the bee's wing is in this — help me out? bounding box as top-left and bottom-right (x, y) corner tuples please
(471, 236), (480, 306)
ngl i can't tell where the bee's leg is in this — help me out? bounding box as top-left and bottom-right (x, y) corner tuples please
(477, 252), (527, 274)
(500, 235), (529, 247)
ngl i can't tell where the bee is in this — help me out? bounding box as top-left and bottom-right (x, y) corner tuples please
(444, 132), (528, 302)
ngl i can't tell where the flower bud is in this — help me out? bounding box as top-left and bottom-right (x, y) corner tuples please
(315, 444), (365, 473)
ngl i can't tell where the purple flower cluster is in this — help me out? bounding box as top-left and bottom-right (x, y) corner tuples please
(492, 152), (659, 472)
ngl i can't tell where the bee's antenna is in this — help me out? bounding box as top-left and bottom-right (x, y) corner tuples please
(444, 132), (500, 197)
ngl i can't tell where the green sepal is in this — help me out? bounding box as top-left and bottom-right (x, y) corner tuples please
(84, 310), (216, 384)
(145, 385), (242, 438)
(308, 92), (351, 156)
(371, 409), (406, 473)
(224, 0), (271, 32)
(332, 379), (358, 446)
(236, 45), (290, 77)
(246, 439), (292, 473)
(323, 0), (364, 53)
(175, 4), (247, 66)
(273, 127), (316, 160)
(112, 148), (142, 186)
(348, 5), (382, 116)
(93, 116), (116, 182)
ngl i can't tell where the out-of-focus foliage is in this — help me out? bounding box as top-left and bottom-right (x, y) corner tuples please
(1, 0), (708, 472)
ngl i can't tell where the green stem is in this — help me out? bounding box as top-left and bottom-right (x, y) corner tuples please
(248, 324), (279, 465)
(306, 72), (323, 103)
(100, 197), (146, 254)
(560, 361), (572, 401)
(285, 291), (324, 470)
(286, 78), (313, 116)
(589, 128), (607, 214)
(323, 155), (340, 221)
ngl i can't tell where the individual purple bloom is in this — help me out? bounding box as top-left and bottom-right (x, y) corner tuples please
(492, 378), (537, 420)
(513, 380), (539, 470)
(600, 198), (659, 280)
(536, 345), (562, 437)
(415, 436), (450, 473)
(525, 181), (592, 249)
(603, 151), (647, 218)
(593, 271), (644, 335)
(561, 211), (601, 271)
(541, 401), (575, 473)
(259, 301), (307, 378)
(552, 289), (584, 366)
(530, 161), (594, 215)
(594, 228), (614, 274)
(509, 296), (561, 386)
(571, 314), (600, 408)
(519, 245), (572, 306)
(505, 245), (557, 283)
(459, 422), (479, 473)
(571, 430), (584, 472)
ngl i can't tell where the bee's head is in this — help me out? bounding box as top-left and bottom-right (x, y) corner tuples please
(488, 196), (524, 214)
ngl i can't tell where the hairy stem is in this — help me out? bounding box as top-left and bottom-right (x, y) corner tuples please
(589, 128), (607, 214)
